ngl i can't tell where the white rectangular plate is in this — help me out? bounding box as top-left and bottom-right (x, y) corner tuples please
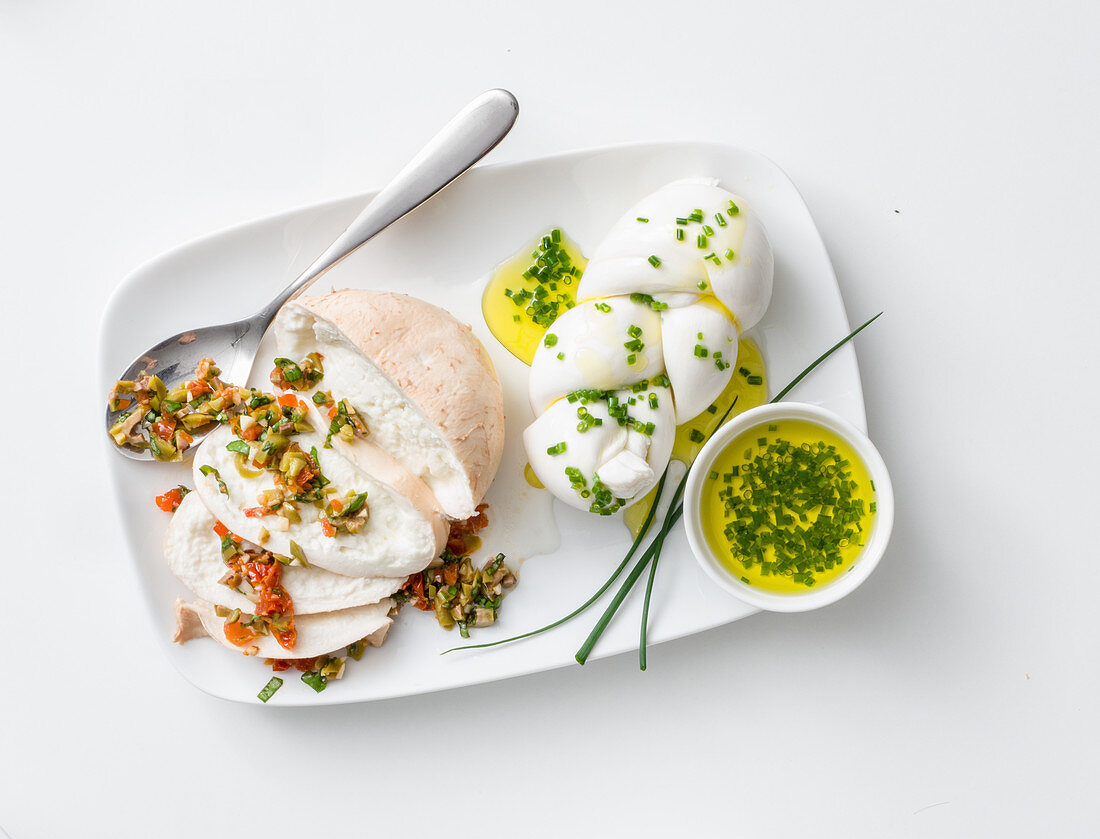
(99, 142), (865, 705)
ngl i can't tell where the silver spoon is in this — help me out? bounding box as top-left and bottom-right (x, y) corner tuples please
(106, 88), (519, 461)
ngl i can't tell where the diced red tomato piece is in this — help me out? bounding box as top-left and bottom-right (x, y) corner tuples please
(155, 488), (183, 513)
(276, 393), (306, 409)
(152, 416), (176, 439)
(223, 620), (258, 646)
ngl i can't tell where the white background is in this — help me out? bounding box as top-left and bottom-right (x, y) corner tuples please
(1, 1), (1097, 836)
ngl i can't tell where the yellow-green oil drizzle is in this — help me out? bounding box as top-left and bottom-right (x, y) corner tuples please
(482, 229), (586, 364)
(699, 419), (876, 593)
(523, 463), (544, 489)
(623, 336), (767, 538)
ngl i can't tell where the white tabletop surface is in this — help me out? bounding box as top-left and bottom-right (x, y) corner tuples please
(2, 1), (1097, 836)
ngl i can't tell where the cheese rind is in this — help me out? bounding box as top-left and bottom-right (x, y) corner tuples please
(278, 290), (505, 520)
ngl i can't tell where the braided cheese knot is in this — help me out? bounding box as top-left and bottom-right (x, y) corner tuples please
(524, 179), (774, 515)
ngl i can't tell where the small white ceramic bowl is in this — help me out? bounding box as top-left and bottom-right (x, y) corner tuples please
(684, 402), (893, 612)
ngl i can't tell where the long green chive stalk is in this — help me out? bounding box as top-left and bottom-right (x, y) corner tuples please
(769, 312), (882, 404)
(446, 312), (882, 664)
(577, 477), (687, 665)
(639, 397), (738, 669)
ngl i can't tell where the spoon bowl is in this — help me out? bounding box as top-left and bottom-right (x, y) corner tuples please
(105, 88), (519, 460)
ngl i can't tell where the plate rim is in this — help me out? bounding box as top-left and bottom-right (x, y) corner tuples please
(97, 140), (865, 705)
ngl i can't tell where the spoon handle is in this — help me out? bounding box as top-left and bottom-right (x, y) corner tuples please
(258, 88), (519, 320)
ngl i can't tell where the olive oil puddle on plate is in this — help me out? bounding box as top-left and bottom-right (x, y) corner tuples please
(482, 228), (586, 364)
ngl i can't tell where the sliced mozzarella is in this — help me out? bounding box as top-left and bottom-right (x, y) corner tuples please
(660, 301), (739, 423)
(164, 492), (405, 614)
(277, 291), (504, 519)
(528, 297), (663, 414)
(193, 424), (445, 578)
(173, 597), (392, 660)
(576, 179), (773, 330)
(706, 208), (774, 332)
(524, 383), (675, 512)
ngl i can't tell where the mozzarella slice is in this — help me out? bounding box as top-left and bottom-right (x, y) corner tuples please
(277, 292), (505, 520)
(164, 492), (405, 614)
(173, 597), (392, 660)
(524, 382), (675, 512)
(193, 424), (445, 578)
(660, 301), (738, 423)
(528, 297), (663, 414)
(576, 179), (773, 330)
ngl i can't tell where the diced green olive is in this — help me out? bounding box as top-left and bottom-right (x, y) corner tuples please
(233, 452), (263, 479)
(289, 540), (309, 567)
(180, 413), (213, 430)
(108, 420), (129, 445)
(263, 433), (289, 452)
(281, 450), (307, 478)
(434, 601), (455, 629)
(149, 436), (177, 462)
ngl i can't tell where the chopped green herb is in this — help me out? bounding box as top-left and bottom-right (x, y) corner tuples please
(199, 465), (228, 497)
(257, 677), (283, 703)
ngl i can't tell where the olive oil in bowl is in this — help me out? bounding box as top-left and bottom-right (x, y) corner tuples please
(684, 402), (893, 612)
